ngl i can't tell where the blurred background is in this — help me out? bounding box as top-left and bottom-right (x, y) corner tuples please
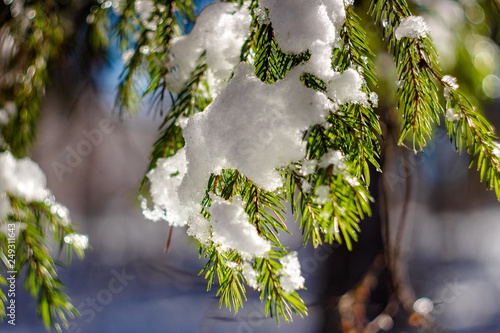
(2, 0), (500, 332)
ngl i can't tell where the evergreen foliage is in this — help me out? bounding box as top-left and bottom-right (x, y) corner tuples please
(0, 0), (499, 331)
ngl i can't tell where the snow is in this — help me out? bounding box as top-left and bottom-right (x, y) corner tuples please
(208, 195), (271, 258)
(178, 63), (330, 209)
(318, 149), (347, 172)
(259, 0), (354, 99)
(305, 40), (336, 81)
(278, 252), (305, 293)
(145, 148), (190, 226)
(492, 143), (500, 158)
(345, 175), (360, 187)
(64, 233), (89, 250)
(369, 91), (379, 107)
(324, 0), (347, 32)
(260, 0), (345, 54)
(135, 0), (154, 21)
(442, 75), (459, 90)
(395, 16), (430, 40)
(258, 0), (365, 109)
(301, 159), (317, 176)
(302, 180), (312, 193)
(186, 213), (211, 245)
(0, 150), (79, 239)
(442, 76), (459, 102)
(255, 4), (271, 25)
(165, 2), (251, 95)
(446, 108), (460, 122)
(165, 36), (204, 94)
(242, 261), (259, 289)
(0, 193), (10, 221)
(0, 150), (79, 226)
(0, 150), (48, 202)
(315, 185), (330, 204)
(326, 68), (369, 106)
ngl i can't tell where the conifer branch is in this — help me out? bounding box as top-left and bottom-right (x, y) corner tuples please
(252, 22), (305, 84)
(333, 8), (382, 183)
(370, 0), (500, 199)
(255, 255), (307, 324)
(1, 196), (87, 331)
(442, 87), (500, 200)
(1, 3), (71, 157)
(112, 1), (194, 115)
(370, 0), (441, 150)
(144, 53), (210, 185)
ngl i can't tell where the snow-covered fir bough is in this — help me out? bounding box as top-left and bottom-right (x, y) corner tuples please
(127, 0), (500, 323)
(1, 0), (500, 330)
(0, 1), (91, 330)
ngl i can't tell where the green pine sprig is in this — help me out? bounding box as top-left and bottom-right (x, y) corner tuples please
(370, 0), (500, 199)
(441, 81), (500, 200)
(0, 196), (87, 332)
(370, 0), (442, 150)
(143, 52), (211, 187)
(255, 254), (308, 324)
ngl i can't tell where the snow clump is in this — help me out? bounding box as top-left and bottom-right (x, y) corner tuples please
(260, 0), (369, 106)
(165, 2), (252, 95)
(0, 193), (9, 221)
(178, 63), (330, 209)
(259, 0), (346, 54)
(242, 262), (260, 289)
(143, 148), (189, 226)
(135, 0), (154, 21)
(395, 16), (430, 40)
(0, 150), (79, 239)
(315, 185), (331, 204)
(326, 68), (369, 106)
(0, 150), (48, 202)
(208, 195), (271, 259)
(186, 213), (211, 245)
(278, 252), (305, 293)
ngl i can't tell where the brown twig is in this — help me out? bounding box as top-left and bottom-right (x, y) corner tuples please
(164, 225), (173, 253)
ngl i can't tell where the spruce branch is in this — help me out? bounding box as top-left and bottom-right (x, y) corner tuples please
(333, 7), (382, 183)
(395, 37), (442, 150)
(335, 8), (378, 87)
(112, 0), (195, 115)
(1, 3), (71, 157)
(370, 0), (500, 199)
(136, 0), (500, 328)
(0, 196), (86, 331)
(241, 180), (289, 247)
(286, 164), (372, 251)
(197, 171), (308, 323)
(144, 53), (210, 186)
(409, 59), (500, 200)
(252, 22), (307, 84)
(200, 249), (246, 313)
(370, 0), (442, 150)
(255, 254), (307, 324)
(442, 86), (500, 200)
